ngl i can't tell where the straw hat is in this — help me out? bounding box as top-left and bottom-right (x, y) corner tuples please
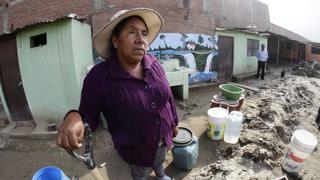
(93, 8), (164, 59)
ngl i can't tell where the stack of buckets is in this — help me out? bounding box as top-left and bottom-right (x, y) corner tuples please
(207, 84), (245, 143)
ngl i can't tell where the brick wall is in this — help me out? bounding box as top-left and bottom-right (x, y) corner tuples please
(306, 43), (320, 62)
(0, 0), (215, 36)
(0, 0), (6, 7)
(91, 0), (215, 35)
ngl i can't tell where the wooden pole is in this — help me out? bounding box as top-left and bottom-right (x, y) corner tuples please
(291, 41), (293, 64)
(276, 37), (280, 65)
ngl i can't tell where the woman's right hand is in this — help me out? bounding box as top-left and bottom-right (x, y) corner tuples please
(56, 112), (84, 150)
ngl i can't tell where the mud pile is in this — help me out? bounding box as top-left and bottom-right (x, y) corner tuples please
(190, 75), (320, 179)
(292, 61), (320, 78)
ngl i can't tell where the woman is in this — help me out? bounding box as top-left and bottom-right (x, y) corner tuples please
(56, 8), (179, 180)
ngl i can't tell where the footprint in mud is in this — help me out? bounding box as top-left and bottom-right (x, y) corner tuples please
(295, 86), (315, 100)
(274, 124), (291, 143)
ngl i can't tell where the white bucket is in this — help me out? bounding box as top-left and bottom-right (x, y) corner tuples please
(282, 129), (318, 173)
(207, 107), (229, 140)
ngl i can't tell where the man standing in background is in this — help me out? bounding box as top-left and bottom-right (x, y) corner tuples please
(256, 44), (268, 80)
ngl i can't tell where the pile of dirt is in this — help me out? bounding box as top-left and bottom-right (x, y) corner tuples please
(292, 61), (320, 78)
(189, 73), (320, 179)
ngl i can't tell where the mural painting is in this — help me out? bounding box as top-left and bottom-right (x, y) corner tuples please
(149, 33), (219, 84)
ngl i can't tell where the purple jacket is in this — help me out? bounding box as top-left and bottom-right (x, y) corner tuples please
(79, 53), (178, 167)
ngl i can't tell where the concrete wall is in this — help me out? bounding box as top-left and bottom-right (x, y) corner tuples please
(216, 30), (268, 76)
(203, 0), (270, 31)
(16, 19), (93, 123)
(71, 20), (94, 88)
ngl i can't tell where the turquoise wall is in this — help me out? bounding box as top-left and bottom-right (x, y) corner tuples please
(17, 19), (93, 123)
(216, 31), (268, 76)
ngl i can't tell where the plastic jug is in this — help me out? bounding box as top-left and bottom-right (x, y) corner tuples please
(172, 136), (199, 170)
(282, 129), (318, 173)
(207, 107), (229, 140)
(224, 111), (243, 144)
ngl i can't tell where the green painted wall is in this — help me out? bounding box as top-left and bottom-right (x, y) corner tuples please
(216, 31), (268, 76)
(17, 19), (93, 124)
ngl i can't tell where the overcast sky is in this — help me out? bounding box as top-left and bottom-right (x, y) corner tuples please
(259, 0), (320, 43)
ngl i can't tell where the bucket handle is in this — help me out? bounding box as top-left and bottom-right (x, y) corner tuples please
(67, 122), (96, 170)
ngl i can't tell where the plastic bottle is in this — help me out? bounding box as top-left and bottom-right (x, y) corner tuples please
(282, 129), (318, 173)
(223, 111), (243, 144)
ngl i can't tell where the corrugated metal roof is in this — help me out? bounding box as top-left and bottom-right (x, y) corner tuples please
(0, 14), (87, 38)
(267, 23), (311, 43)
(215, 27), (269, 36)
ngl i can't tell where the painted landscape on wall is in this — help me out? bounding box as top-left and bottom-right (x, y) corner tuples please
(149, 33), (219, 84)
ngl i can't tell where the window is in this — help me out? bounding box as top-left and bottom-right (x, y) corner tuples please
(247, 39), (259, 56)
(30, 33), (47, 48)
(286, 42), (293, 50)
(311, 47), (320, 55)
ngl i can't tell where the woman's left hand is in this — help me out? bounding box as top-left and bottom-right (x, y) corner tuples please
(173, 126), (179, 137)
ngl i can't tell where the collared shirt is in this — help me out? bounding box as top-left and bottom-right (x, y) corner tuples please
(256, 49), (268, 62)
(79, 53), (178, 167)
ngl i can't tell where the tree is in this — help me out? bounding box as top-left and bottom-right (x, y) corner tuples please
(160, 34), (168, 49)
(198, 35), (204, 45)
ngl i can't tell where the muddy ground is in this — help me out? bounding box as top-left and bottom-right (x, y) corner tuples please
(0, 63), (319, 180)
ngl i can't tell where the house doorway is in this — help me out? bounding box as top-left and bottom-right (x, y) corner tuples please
(0, 35), (33, 121)
(217, 36), (234, 81)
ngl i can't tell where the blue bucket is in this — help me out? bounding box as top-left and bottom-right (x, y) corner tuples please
(32, 166), (70, 180)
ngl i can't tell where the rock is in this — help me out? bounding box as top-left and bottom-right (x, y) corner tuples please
(223, 147), (234, 158)
(178, 102), (188, 109)
(257, 148), (269, 161)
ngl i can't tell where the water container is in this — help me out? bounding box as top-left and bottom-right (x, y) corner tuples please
(207, 107), (229, 140)
(224, 111), (243, 144)
(282, 129), (318, 173)
(172, 136), (199, 170)
(32, 166), (70, 180)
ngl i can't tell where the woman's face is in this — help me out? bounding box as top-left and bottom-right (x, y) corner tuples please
(112, 17), (149, 65)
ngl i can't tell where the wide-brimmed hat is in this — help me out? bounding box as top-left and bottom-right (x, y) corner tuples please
(93, 8), (164, 59)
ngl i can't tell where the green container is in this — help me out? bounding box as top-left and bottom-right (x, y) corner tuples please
(219, 84), (244, 100)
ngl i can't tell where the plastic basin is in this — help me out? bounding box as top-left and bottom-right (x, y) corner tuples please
(219, 84), (244, 100)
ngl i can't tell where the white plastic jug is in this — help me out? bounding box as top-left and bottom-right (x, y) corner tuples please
(207, 107), (229, 140)
(224, 111), (243, 144)
(282, 129), (318, 173)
